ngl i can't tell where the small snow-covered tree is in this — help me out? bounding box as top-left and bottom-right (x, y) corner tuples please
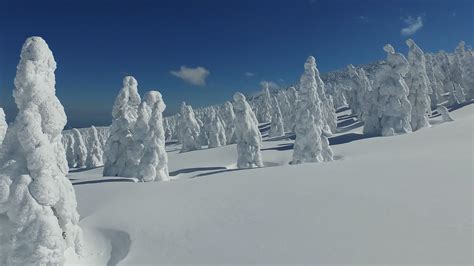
(268, 96), (285, 138)
(276, 90), (292, 132)
(85, 126), (103, 168)
(72, 128), (87, 168)
(178, 103), (201, 152)
(292, 56), (333, 164)
(221, 101), (236, 144)
(372, 44), (412, 136)
(137, 92), (169, 182)
(233, 92), (263, 168)
(0, 36), (83, 264)
(103, 76), (141, 177)
(0, 108), (7, 145)
(405, 39), (431, 131)
(207, 108), (226, 148)
(436, 105), (454, 122)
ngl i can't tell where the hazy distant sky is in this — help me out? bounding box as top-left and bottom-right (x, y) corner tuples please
(1, 0), (472, 128)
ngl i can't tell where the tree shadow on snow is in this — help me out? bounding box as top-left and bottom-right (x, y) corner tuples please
(169, 166), (227, 177)
(68, 166), (103, 173)
(262, 132), (376, 152)
(72, 179), (136, 186)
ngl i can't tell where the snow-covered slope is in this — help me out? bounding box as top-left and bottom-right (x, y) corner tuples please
(67, 104), (473, 265)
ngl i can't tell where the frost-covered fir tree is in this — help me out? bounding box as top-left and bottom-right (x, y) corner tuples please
(436, 105), (454, 122)
(137, 92), (169, 182)
(268, 96), (285, 138)
(65, 133), (76, 167)
(373, 44), (412, 136)
(0, 36), (83, 264)
(85, 126), (103, 168)
(233, 92), (263, 168)
(221, 101), (236, 144)
(207, 108), (226, 148)
(72, 128), (87, 168)
(276, 90), (292, 132)
(257, 83), (272, 123)
(405, 39), (431, 131)
(0, 107), (7, 145)
(292, 56), (333, 164)
(425, 53), (445, 107)
(103, 76), (141, 177)
(285, 87), (299, 132)
(455, 41), (474, 100)
(313, 58), (337, 133)
(179, 103), (202, 152)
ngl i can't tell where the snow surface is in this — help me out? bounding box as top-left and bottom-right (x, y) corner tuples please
(67, 104), (473, 265)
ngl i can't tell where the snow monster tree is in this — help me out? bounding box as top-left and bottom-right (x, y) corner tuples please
(233, 92), (263, 168)
(0, 36), (83, 264)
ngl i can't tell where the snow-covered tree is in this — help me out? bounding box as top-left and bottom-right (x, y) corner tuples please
(436, 105), (454, 122)
(285, 87), (299, 132)
(0, 36), (83, 264)
(103, 76), (141, 177)
(256, 83), (272, 123)
(221, 101), (236, 144)
(207, 108), (226, 148)
(372, 44), (412, 136)
(0, 108), (7, 145)
(313, 58), (338, 133)
(178, 103), (202, 152)
(405, 39), (431, 131)
(233, 92), (263, 168)
(72, 128), (87, 168)
(137, 92), (169, 182)
(425, 53), (445, 107)
(275, 90), (292, 132)
(292, 56), (333, 164)
(268, 96), (285, 138)
(65, 134), (76, 168)
(85, 126), (103, 168)
(455, 41), (474, 100)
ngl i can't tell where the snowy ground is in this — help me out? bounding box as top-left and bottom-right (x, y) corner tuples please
(66, 104), (473, 265)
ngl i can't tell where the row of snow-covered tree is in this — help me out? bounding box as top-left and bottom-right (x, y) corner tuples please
(55, 39), (473, 172)
(0, 35), (471, 264)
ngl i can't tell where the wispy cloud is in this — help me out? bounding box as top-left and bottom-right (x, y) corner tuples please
(401, 15), (424, 36)
(244, 72), (255, 77)
(260, 80), (280, 90)
(355, 15), (369, 23)
(170, 66), (210, 86)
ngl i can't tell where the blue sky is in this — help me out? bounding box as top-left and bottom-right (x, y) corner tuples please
(0, 0), (472, 128)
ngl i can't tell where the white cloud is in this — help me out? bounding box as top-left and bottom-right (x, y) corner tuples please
(170, 66), (210, 86)
(401, 15), (424, 36)
(260, 80), (280, 90)
(244, 72), (255, 77)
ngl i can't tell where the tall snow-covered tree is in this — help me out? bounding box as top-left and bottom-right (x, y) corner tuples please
(233, 92), (263, 168)
(65, 133), (76, 168)
(292, 56), (334, 164)
(85, 126), (103, 168)
(178, 103), (202, 152)
(207, 108), (226, 148)
(405, 39), (431, 131)
(0, 36), (83, 264)
(425, 53), (445, 107)
(276, 90), (292, 132)
(221, 101), (236, 144)
(372, 44), (412, 136)
(313, 58), (337, 133)
(455, 41), (474, 100)
(103, 76), (141, 177)
(256, 83), (272, 123)
(0, 108), (7, 145)
(268, 96), (285, 138)
(72, 128), (87, 168)
(137, 92), (169, 182)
